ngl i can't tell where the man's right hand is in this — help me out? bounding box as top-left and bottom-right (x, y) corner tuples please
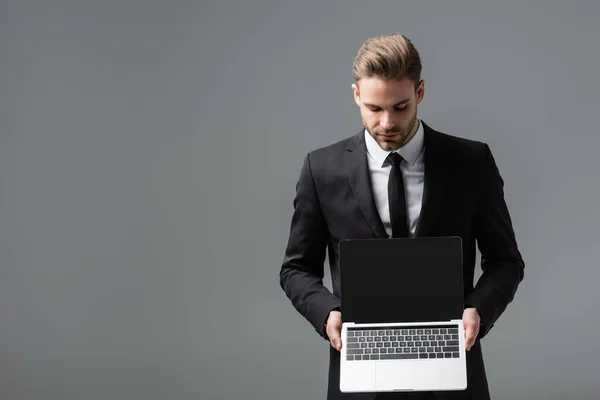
(325, 310), (343, 351)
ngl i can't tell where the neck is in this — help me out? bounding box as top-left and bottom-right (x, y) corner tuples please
(399, 118), (420, 148)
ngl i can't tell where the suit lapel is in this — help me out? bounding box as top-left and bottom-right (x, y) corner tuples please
(415, 123), (449, 237)
(345, 131), (388, 238)
(344, 123), (449, 238)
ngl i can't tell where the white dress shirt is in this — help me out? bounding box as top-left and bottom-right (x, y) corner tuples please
(364, 119), (425, 237)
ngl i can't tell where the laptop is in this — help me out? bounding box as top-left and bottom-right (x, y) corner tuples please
(338, 236), (467, 393)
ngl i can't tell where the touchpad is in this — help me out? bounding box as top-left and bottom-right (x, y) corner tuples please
(375, 361), (414, 392)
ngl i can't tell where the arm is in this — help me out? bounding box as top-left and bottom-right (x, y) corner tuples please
(279, 153), (341, 339)
(465, 144), (525, 339)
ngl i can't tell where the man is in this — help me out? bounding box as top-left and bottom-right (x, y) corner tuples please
(279, 33), (524, 400)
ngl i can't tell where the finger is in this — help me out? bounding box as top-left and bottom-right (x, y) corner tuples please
(328, 328), (342, 351)
(464, 325), (478, 351)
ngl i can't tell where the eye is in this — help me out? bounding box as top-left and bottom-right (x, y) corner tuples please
(368, 107), (381, 112)
(394, 106), (407, 112)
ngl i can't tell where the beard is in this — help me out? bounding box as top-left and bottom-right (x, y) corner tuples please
(364, 112), (418, 151)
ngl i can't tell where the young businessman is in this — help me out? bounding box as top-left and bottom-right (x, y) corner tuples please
(279, 33), (524, 400)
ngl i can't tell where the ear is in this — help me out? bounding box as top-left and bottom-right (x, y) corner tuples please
(415, 79), (425, 105)
(351, 83), (361, 107)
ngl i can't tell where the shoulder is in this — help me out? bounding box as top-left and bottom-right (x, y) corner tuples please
(303, 132), (360, 171)
(424, 123), (490, 165)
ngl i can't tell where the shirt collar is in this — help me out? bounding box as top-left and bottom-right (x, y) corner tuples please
(364, 119), (425, 167)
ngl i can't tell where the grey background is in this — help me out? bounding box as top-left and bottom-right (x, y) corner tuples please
(1, 0), (599, 399)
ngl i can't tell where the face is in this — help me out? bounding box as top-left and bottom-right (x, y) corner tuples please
(352, 76), (424, 151)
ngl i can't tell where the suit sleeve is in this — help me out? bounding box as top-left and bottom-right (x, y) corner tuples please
(465, 144), (525, 338)
(279, 153), (341, 340)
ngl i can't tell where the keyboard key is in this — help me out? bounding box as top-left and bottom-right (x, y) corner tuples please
(440, 328), (447, 334)
(452, 334), (459, 340)
(390, 336), (397, 341)
(403, 348), (410, 353)
(361, 343), (368, 348)
(367, 337), (374, 342)
(447, 340), (459, 346)
(400, 342), (406, 347)
(386, 330), (393, 335)
(448, 328), (459, 334)
(394, 330), (401, 335)
(347, 337), (358, 343)
(375, 337), (382, 342)
(435, 347), (441, 353)
(413, 336), (420, 341)
(355, 355), (362, 360)
(411, 348), (418, 353)
(419, 347), (426, 353)
(428, 335), (435, 341)
(395, 348), (403, 353)
(427, 347), (434, 353)
(392, 342), (398, 347)
(380, 349), (387, 354)
(378, 331), (385, 336)
(365, 349), (372, 354)
(428, 353), (437, 359)
(380, 353), (418, 360)
(436, 335), (444, 341)
(382, 337), (389, 341)
(370, 355), (380, 360)
(423, 341), (430, 347)
(453, 353), (459, 358)
(347, 343), (360, 349)
(347, 355), (354, 361)
(421, 335), (428, 341)
(376, 343), (383, 348)
(397, 336), (404, 341)
(444, 353), (451, 358)
(419, 353), (428, 359)
(348, 332), (355, 337)
(425, 329), (432, 334)
(354, 331), (362, 337)
(368, 343), (375, 348)
(432, 329), (440, 334)
(437, 353), (444, 358)
(431, 341), (438, 346)
(444, 335), (451, 340)
(417, 329), (424, 334)
(384, 342), (391, 348)
(347, 349), (363, 354)
(407, 342), (414, 347)
(409, 329), (416, 335)
(439, 341), (446, 346)
(373, 349), (380, 354)
(402, 329), (409, 335)
(443, 347), (459, 352)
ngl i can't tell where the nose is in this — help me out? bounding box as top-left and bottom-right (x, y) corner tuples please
(380, 112), (394, 130)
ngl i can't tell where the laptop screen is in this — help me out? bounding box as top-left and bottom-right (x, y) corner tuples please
(339, 237), (464, 324)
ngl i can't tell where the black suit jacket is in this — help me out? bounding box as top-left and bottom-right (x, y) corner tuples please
(279, 122), (524, 400)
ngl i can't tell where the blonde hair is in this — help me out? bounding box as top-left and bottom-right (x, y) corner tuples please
(352, 33), (422, 87)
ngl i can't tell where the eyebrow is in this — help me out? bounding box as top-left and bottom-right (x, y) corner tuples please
(363, 99), (410, 108)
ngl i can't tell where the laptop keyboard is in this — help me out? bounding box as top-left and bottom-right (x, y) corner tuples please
(345, 325), (461, 361)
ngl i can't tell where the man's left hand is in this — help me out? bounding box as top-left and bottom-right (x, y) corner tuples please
(462, 307), (480, 351)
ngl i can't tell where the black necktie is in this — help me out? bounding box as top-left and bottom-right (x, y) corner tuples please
(387, 152), (410, 238)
